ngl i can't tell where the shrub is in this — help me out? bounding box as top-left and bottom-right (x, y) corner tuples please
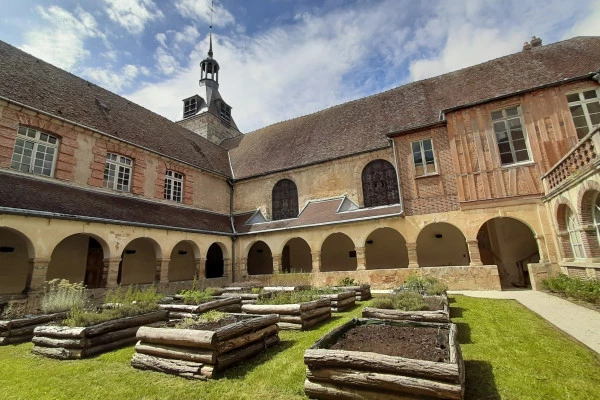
(370, 292), (430, 311)
(256, 289), (323, 305)
(175, 311), (228, 329)
(179, 288), (215, 305)
(542, 274), (600, 304)
(265, 272), (312, 287)
(397, 274), (447, 295)
(370, 296), (394, 309)
(63, 285), (162, 327)
(338, 277), (357, 286)
(41, 279), (87, 314)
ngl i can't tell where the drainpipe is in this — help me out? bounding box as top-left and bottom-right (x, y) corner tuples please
(227, 178), (237, 282)
(389, 137), (404, 214)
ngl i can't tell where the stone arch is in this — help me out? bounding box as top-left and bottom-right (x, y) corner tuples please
(281, 237), (312, 273)
(577, 182), (600, 258)
(416, 222), (469, 267)
(206, 242), (227, 278)
(364, 227), (409, 269)
(247, 241), (273, 275)
(477, 217), (539, 289)
(118, 237), (161, 285)
(0, 227), (35, 295)
(321, 233), (357, 272)
(361, 159), (400, 207)
(555, 197), (577, 259)
(168, 240), (199, 282)
(47, 233), (110, 289)
(272, 179), (299, 220)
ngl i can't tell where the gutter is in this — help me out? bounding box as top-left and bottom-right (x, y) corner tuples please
(0, 95), (231, 180)
(389, 137), (405, 215)
(227, 178), (237, 281)
(0, 206), (232, 236)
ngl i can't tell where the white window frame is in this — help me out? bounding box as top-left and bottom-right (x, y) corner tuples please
(566, 208), (585, 259)
(411, 138), (437, 177)
(103, 153), (132, 192)
(183, 98), (197, 118)
(164, 170), (184, 202)
(566, 87), (600, 140)
(593, 193), (600, 246)
(491, 105), (532, 166)
(10, 126), (59, 177)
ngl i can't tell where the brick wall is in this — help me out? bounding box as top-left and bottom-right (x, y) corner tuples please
(88, 138), (146, 195)
(154, 160), (195, 206)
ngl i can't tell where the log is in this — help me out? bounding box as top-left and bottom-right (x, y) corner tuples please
(33, 325), (87, 339)
(334, 296), (356, 308)
(214, 314), (279, 341)
(0, 321), (11, 331)
(278, 315), (303, 324)
(32, 336), (87, 349)
(84, 310), (168, 337)
(87, 326), (140, 347)
(242, 303), (301, 315)
(131, 353), (206, 380)
(84, 336), (138, 358)
(306, 368), (463, 400)
(216, 334), (279, 369)
(220, 292), (260, 300)
(277, 322), (302, 330)
(195, 297), (240, 313)
(169, 312), (196, 319)
(215, 324), (279, 354)
(136, 326), (216, 349)
(304, 379), (420, 400)
(9, 312), (67, 329)
(362, 308), (449, 323)
(7, 325), (36, 337)
(304, 349), (460, 383)
(302, 312), (332, 329)
(159, 304), (198, 313)
(135, 341), (216, 364)
(201, 365), (214, 379)
(263, 285), (311, 292)
(0, 334), (32, 345)
(299, 299), (331, 312)
(31, 345), (79, 360)
(301, 306), (332, 320)
(216, 304), (242, 313)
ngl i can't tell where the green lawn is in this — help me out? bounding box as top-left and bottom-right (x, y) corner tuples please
(0, 296), (599, 399)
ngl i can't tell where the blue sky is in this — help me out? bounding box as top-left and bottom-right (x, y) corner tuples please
(1, 0), (599, 133)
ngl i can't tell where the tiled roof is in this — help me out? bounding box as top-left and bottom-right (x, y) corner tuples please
(228, 36), (600, 179)
(0, 172), (232, 234)
(234, 197), (402, 234)
(0, 41), (232, 177)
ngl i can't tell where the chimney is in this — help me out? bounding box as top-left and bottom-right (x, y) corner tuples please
(522, 41), (531, 51)
(530, 36), (542, 47)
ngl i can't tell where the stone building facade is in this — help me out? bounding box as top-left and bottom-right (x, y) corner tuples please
(1, 36), (599, 299)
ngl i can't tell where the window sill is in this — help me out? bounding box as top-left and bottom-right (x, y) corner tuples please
(500, 160), (535, 169)
(414, 172), (440, 179)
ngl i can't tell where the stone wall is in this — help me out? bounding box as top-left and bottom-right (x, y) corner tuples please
(176, 112), (241, 145)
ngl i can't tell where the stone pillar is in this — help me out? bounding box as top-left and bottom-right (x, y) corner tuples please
(105, 257), (122, 288)
(28, 258), (50, 292)
(240, 257), (248, 278)
(311, 251), (321, 273)
(355, 246), (366, 270)
(406, 242), (419, 268)
(223, 258), (231, 278)
(272, 255), (283, 274)
(466, 240), (483, 266)
(194, 258), (205, 281)
(535, 235), (550, 263)
(158, 258), (170, 284)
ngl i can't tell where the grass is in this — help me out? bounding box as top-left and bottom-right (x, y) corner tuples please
(0, 296), (599, 399)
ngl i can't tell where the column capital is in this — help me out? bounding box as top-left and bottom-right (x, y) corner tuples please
(30, 257), (51, 265)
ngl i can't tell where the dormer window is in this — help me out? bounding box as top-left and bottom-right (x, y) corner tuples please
(183, 98), (198, 118)
(220, 102), (231, 122)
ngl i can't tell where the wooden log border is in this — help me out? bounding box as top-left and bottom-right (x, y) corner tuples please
(362, 294), (449, 323)
(0, 312), (67, 345)
(304, 318), (465, 399)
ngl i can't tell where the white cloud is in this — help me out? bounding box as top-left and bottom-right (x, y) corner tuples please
(20, 6), (101, 70)
(103, 0), (163, 35)
(175, 0), (234, 26)
(82, 64), (142, 92)
(174, 25), (200, 44)
(155, 47), (180, 75)
(156, 32), (167, 47)
(563, 0), (600, 38)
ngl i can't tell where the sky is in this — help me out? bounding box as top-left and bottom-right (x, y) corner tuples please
(0, 0), (599, 133)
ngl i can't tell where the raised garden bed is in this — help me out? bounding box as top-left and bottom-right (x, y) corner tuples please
(304, 318), (464, 399)
(160, 297), (242, 319)
(363, 294), (450, 323)
(319, 291), (355, 312)
(31, 310), (168, 359)
(131, 313), (279, 380)
(334, 284), (371, 301)
(263, 285), (312, 292)
(242, 298), (331, 330)
(218, 291), (272, 305)
(0, 312), (67, 345)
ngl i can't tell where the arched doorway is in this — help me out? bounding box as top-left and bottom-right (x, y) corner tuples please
(0, 227), (34, 295)
(281, 238), (312, 273)
(47, 234), (107, 288)
(417, 223), (469, 267)
(478, 217), (539, 288)
(168, 241), (197, 282)
(321, 233), (357, 272)
(206, 242), (225, 278)
(247, 241), (273, 275)
(118, 238), (159, 285)
(365, 227), (409, 269)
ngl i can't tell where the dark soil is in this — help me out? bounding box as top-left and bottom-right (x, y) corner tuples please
(329, 325), (450, 362)
(165, 315), (243, 331)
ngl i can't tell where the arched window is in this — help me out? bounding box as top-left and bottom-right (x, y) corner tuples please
(594, 194), (600, 245)
(566, 208), (585, 258)
(272, 179), (298, 220)
(361, 160), (399, 207)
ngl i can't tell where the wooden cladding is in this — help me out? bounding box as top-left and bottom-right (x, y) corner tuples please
(447, 82), (590, 203)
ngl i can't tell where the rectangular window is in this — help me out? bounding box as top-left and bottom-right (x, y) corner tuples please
(411, 138), (437, 176)
(491, 106), (531, 166)
(220, 103), (231, 122)
(164, 170), (183, 202)
(183, 98), (197, 118)
(10, 127), (58, 177)
(566, 88), (600, 139)
(103, 153), (132, 192)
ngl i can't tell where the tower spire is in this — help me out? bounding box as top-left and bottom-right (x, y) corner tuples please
(208, 0), (214, 58)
